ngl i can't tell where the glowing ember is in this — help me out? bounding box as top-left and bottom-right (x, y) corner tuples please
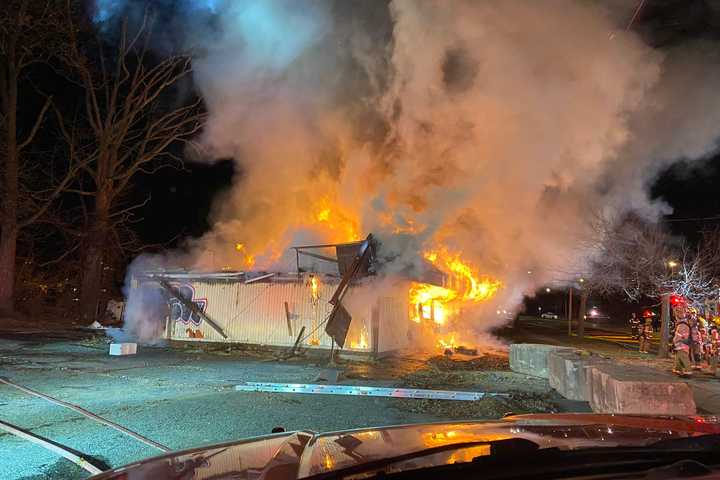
(410, 247), (501, 326)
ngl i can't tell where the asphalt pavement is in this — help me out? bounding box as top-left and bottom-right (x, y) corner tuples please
(0, 330), (579, 480)
(0, 337), (443, 479)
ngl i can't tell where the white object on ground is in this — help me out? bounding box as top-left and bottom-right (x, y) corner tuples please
(234, 382), (509, 401)
(109, 343), (137, 356)
(87, 320), (106, 329)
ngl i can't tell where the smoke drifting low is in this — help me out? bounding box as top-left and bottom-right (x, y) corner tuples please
(97, 1), (720, 331)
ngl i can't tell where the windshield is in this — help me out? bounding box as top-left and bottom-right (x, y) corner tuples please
(3, 1), (720, 479)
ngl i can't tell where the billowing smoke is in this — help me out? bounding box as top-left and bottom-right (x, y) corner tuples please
(96, 1), (720, 336)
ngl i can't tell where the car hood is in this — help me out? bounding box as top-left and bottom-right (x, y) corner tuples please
(90, 414), (720, 479)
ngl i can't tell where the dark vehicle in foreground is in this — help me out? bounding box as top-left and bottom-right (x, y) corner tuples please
(92, 414), (720, 479)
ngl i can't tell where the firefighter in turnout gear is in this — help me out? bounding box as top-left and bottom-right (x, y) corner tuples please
(672, 302), (692, 376)
(639, 317), (653, 353)
(689, 310), (704, 369)
(709, 324), (720, 377)
(629, 313), (641, 339)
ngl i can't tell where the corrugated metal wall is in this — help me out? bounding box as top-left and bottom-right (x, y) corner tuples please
(139, 273), (411, 353)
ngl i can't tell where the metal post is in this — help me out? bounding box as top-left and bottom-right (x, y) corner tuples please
(567, 287), (573, 336)
(578, 290), (587, 339)
(658, 293), (671, 358)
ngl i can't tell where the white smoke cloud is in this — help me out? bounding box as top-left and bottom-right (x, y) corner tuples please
(96, 0), (720, 337)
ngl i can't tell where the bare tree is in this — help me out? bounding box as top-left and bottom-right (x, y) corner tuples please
(585, 213), (720, 356)
(0, 1), (81, 314)
(587, 214), (720, 306)
(659, 230), (720, 306)
(62, 13), (206, 322)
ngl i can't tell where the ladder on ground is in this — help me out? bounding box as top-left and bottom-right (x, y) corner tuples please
(234, 382), (509, 401)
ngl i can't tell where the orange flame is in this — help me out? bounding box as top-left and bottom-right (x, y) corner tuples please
(410, 247), (501, 326)
(310, 275), (320, 301)
(437, 335), (456, 350)
(350, 328), (369, 350)
(234, 243), (256, 268)
(311, 196), (360, 242)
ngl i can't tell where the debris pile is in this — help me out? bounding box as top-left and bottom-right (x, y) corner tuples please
(427, 353), (510, 371)
(394, 354), (558, 419)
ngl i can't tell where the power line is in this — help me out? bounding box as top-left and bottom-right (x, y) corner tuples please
(664, 215), (720, 223)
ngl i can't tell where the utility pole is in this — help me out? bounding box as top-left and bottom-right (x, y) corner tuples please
(658, 293), (671, 358)
(578, 289), (588, 339)
(567, 287), (573, 336)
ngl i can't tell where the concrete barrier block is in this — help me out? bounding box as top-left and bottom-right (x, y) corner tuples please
(548, 350), (611, 401)
(587, 364), (695, 415)
(509, 343), (575, 378)
(109, 343), (137, 356)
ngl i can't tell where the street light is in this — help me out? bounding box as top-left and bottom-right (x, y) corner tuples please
(545, 287), (551, 293)
(579, 278), (585, 284)
(667, 260), (678, 268)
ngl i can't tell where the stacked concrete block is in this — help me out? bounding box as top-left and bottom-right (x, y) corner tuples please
(509, 343), (575, 378)
(586, 363), (696, 415)
(548, 350), (611, 401)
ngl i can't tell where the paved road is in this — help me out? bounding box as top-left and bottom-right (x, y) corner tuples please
(0, 333), (569, 479)
(515, 316), (650, 353)
(0, 337), (446, 479)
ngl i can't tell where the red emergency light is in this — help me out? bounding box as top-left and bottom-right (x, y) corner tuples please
(670, 295), (686, 306)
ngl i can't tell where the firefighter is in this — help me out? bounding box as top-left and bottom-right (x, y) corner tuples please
(689, 309), (704, 369)
(672, 302), (692, 376)
(629, 312), (641, 340)
(709, 324), (720, 377)
(638, 317), (653, 353)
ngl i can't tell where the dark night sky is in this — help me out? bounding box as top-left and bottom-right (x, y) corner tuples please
(133, 159), (235, 246)
(652, 156), (720, 241)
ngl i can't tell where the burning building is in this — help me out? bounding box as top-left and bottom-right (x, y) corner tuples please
(127, 234), (502, 356)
